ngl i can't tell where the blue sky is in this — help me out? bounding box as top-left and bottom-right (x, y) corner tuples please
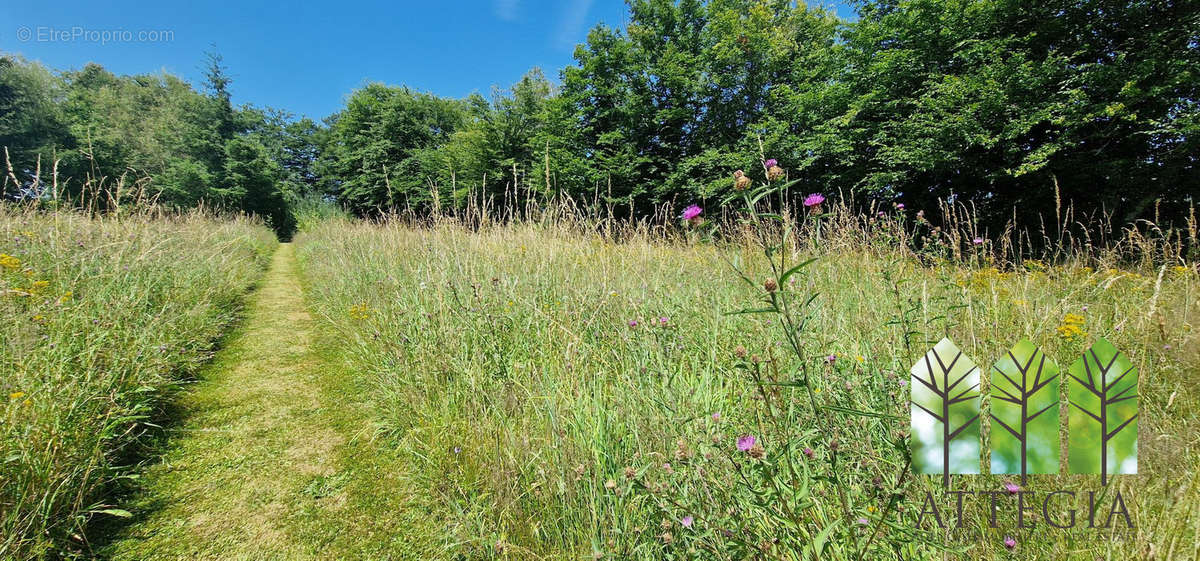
(0, 1), (857, 121)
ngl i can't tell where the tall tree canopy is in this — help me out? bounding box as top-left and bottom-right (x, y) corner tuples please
(2, 0), (1196, 233)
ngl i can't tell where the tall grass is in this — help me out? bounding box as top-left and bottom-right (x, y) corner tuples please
(295, 200), (1197, 559)
(0, 206), (276, 559)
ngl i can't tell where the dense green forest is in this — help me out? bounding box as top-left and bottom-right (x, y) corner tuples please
(2, 0), (1197, 236)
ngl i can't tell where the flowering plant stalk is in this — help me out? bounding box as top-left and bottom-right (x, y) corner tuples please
(620, 166), (917, 559)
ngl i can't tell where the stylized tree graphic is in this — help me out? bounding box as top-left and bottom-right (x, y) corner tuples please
(989, 340), (1060, 484)
(1067, 338), (1138, 485)
(910, 338), (981, 486)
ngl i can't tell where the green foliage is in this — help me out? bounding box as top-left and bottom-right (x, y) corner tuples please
(0, 208), (275, 558)
(0, 54), (319, 236)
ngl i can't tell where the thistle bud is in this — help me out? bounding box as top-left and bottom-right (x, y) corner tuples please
(767, 165), (784, 181)
(733, 170), (751, 191)
(763, 278), (778, 292)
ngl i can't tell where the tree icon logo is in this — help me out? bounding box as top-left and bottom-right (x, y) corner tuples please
(910, 337), (1137, 485)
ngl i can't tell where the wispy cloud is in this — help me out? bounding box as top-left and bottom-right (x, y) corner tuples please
(555, 0), (594, 49)
(494, 0), (519, 21)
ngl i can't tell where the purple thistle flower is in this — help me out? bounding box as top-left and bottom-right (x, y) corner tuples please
(764, 158), (778, 168)
(825, 354), (837, 365)
(973, 237), (984, 245)
(658, 316), (669, 326)
(681, 515), (694, 528)
(803, 447), (814, 458)
(736, 435), (756, 452)
(1003, 482), (1021, 495)
(896, 202), (905, 209)
(856, 517), (869, 526)
(681, 204), (703, 221)
(711, 412), (721, 421)
(628, 319), (639, 328)
(1003, 536), (1016, 550)
(803, 193), (826, 207)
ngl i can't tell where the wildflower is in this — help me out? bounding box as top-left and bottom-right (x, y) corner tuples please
(604, 478), (617, 490)
(973, 237), (984, 245)
(856, 517), (869, 526)
(0, 253), (19, 271)
(895, 202), (905, 209)
(628, 319), (639, 328)
(624, 466), (636, 479)
(9, 391), (25, 401)
(766, 160), (784, 181)
(1057, 313), (1086, 341)
(348, 303), (371, 320)
(29, 280), (50, 294)
(825, 354), (837, 365)
(802, 447), (814, 458)
(829, 438), (839, 451)
(1004, 482), (1021, 495)
(736, 435), (756, 452)
(681, 204), (703, 225)
(658, 316), (669, 326)
(1003, 536), (1017, 550)
(662, 462), (674, 474)
(57, 291), (73, 305)
(733, 345), (747, 358)
(453, 446), (461, 454)
(681, 515), (694, 528)
(660, 532), (673, 544)
(733, 170), (751, 191)
(855, 355), (864, 363)
(674, 438), (692, 461)
(711, 412), (721, 421)
(763, 278), (777, 292)
(803, 193), (825, 208)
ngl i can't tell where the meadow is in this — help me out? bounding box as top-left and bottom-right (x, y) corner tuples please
(294, 197), (1198, 560)
(0, 207), (276, 558)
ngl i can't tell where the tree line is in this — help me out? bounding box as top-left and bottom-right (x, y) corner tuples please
(2, 0), (1197, 236)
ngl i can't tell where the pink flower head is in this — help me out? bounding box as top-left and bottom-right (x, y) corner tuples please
(681, 204), (703, 221)
(658, 316), (669, 326)
(763, 158), (778, 168)
(895, 202), (905, 209)
(1003, 536), (1016, 550)
(681, 515), (694, 528)
(803, 193), (826, 207)
(856, 517), (869, 525)
(628, 319), (639, 328)
(973, 237), (984, 245)
(711, 412), (721, 421)
(825, 354), (837, 365)
(736, 435), (756, 452)
(803, 447), (814, 458)
(1003, 482), (1021, 495)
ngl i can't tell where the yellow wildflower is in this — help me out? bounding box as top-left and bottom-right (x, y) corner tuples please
(58, 291), (73, 305)
(1057, 313), (1087, 341)
(0, 254), (19, 271)
(348, 303), (371, 320)
(9, 391), (25, 400)
(30, 280), (50, 294)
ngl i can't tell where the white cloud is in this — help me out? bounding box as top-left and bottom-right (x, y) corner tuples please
(494, 0), (518, 21)
(555, 0), (594, 49)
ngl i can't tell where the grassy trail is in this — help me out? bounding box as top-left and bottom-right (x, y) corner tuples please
(102, 243), (438, 560)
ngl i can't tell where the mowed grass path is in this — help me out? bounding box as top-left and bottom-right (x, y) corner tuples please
(102, 244), (440, 560)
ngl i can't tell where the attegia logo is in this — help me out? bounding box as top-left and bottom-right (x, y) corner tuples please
(910, 337), (1138, 485)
